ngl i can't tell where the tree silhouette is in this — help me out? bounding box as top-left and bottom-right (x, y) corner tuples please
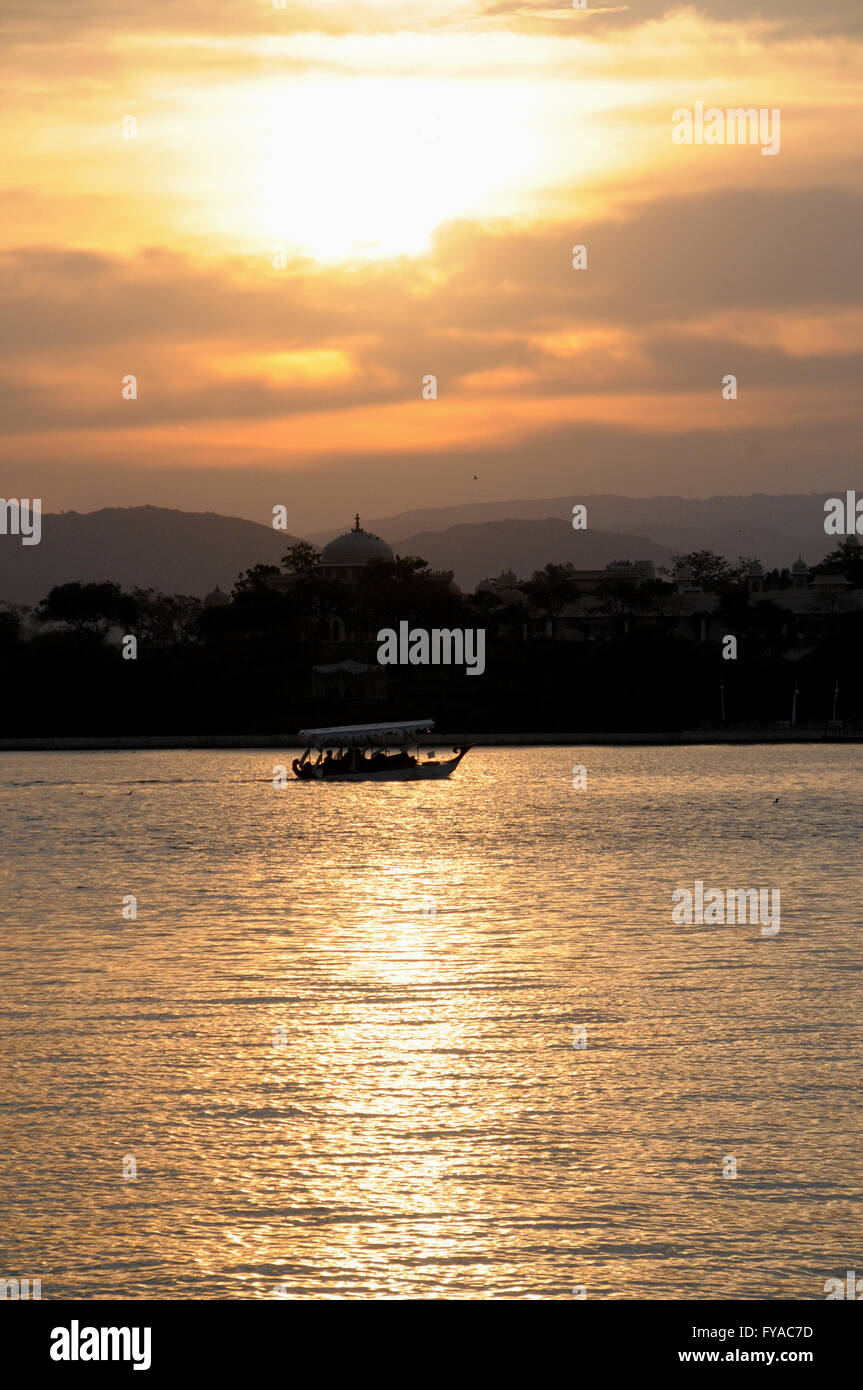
(669, 550), (742, 593)
(35, 582), (137, 638)
(281, 542), (321, 576)
(812, 539), (863, 589)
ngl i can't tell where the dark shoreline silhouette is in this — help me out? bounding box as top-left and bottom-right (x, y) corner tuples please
(0, 727), (859, 751)
(3, 536), (861, 739)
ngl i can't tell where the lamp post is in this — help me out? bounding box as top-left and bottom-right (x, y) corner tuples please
(791, 685), (799, 726)
(832, 680), (839, 722)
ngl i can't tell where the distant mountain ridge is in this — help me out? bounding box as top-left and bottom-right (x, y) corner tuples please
(0, 506), (298, 608)
(391, 519), (676, 592)
(311, 493), (834, 573)
(0, 494), (839, 607)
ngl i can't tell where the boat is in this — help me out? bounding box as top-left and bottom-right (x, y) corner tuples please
(292, 719), (470, 782)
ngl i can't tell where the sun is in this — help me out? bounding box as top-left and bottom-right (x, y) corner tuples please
(240, 75), (542, 261)
(177, 71), (614, 263)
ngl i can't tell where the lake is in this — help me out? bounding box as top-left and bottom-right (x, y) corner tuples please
(1, 746), (861, 1299)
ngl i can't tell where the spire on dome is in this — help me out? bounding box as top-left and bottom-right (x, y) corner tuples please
(353, 513), (362, 532)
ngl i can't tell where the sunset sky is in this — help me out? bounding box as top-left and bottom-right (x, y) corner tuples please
(2, 1), (861, 531)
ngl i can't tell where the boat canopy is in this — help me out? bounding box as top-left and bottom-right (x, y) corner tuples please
(299, 719), (434, 748)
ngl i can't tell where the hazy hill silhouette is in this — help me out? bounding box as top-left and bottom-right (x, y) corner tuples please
(0, 493), (839, 607)
(310, 493), (832, 571)
(0, 506), (298, 607)
(391, 519), (675, 591)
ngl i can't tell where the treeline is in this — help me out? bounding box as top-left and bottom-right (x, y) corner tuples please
(2, 539), (861, 645)
(1, 545), (862, 735)
(2, 619), (860, 736)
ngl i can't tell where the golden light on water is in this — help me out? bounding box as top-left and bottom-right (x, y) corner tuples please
(2, 750), (863, 1297)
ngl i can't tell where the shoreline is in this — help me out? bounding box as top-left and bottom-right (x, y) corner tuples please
(0, 728), (859, 751)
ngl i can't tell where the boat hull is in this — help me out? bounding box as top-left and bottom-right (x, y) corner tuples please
(293, 748), (470, 782)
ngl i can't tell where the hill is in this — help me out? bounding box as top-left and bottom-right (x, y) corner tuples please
(0, 506), (298, 607)
(392, 518), (675, 591)
(310, 493), (832, 572)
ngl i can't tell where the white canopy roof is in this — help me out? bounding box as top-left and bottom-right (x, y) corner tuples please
(299, 718), (434, 746)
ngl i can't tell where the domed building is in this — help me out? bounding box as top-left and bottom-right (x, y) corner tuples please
(792, 556), (809, 589)
(265, 511), (456, 644)
(204, 584), (230, 608)
(476, 569), (527, 606)
(318, 515), (394, 583)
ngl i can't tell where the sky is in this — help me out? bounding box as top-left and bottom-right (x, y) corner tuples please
(1, 0), (861, 532)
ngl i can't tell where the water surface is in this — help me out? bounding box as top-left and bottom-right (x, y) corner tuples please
(1, 746), (861, 1299)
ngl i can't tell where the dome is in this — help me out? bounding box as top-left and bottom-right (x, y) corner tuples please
(204, 584), (230, 608)
(792, 556), (808, 574)
(321, 515), (393, 567)
(747, 560), (763, 576)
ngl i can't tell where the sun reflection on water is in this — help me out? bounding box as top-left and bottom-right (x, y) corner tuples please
(2, 748), (862, 1298)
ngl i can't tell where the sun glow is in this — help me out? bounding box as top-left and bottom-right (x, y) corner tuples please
(176, 73), (615, 262)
